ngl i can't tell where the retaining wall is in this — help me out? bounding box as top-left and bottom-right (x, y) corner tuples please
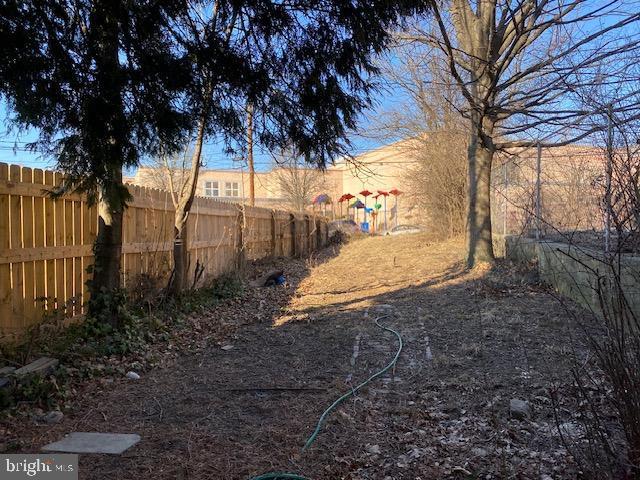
(504, 236), (640, 318)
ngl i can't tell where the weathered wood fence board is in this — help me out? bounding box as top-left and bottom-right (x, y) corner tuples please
(0, 163), (328, 340)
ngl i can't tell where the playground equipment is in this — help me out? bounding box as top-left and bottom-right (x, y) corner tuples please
(312, 193), (331, 217)
(373, 202), (382, 233)
(359, 189), (372, 224)
(377, 190), (389, 231)
(350, 199), (365, 223)
(340, 193), (354, 219)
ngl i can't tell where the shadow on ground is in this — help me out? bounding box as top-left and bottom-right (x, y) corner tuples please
(6, 234), (596, 479)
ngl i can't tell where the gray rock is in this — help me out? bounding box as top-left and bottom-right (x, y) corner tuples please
(510, 398), (531, 420)
(125, 371), (140, 380)
(44, 410), (64, 424)
(366, 444), (381, 455)
(374, 304), (394, 311)
(557, 422), (581, 438)
(471, 447), (488, 457)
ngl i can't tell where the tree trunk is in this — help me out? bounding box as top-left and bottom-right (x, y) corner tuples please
(86, 0), (127, 325)
(91, 180), (124, 325)
(170, 105), (208, 295)
(465, 119), (495, 268)
(247, 103), (255, 207)
(172, 224), (189, 294)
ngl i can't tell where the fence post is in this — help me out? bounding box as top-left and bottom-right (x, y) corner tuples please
(270, 210), (277, 258)
(535, 142), (542, 240)
(290, 213), (297, 257)
(315, 218), (321, 250)
(236, 205), (246, 271)
(324, 220), (329, 246)
(605, 103), (613, 254)
(304, 215), (311, 255)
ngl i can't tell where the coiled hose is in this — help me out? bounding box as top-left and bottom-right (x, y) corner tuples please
(248, 315), (403, 480)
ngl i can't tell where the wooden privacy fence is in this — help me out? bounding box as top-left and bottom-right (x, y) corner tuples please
(0, 162), (329, 340)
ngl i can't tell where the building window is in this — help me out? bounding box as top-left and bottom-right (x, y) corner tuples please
(225, 181), (239, 197)
(204, 181), (219, 197)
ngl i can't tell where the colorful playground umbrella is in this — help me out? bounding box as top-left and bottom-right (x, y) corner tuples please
(350, 199), (365, 223)
(312, 193), (331, 217)
(373, 203), (382, 231)
(359, 190), (373, 223)
(338, 193), (354, 218)
(312, 193), (331, 205)
(377, 191), (390, 231)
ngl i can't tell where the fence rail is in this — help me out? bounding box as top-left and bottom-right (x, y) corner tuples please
(0, 162), (329, 340)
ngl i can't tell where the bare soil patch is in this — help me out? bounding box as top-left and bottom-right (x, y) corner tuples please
(3, 234), (597, 479)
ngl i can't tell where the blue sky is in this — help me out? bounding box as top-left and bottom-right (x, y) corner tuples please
(0, 91), (395, 174)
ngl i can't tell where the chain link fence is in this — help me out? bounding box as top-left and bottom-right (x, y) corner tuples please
(492, 145), (608, 250)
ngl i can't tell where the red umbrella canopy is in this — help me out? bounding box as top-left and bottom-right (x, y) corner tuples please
(342, 193), (355, 202)
(389, 188), (402, 196)
(377, 190), (389, 196)
(359, 189), (373, 197)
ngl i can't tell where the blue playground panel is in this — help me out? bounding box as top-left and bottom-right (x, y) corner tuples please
(360, 222), (369, 233)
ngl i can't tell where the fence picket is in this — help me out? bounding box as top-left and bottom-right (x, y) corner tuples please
(21, 167), (35, 326)
(53, 173), (65, 314)
(0, 164), (10, 334)
(73, 199), (82, 316)
(33, 169), (46, 320)
(64, 191), (73, 317)
(44, 171), (56, 314)
(9, 165), (24, 331)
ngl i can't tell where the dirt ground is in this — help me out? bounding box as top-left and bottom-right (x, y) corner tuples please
(4, 233), (600, 479)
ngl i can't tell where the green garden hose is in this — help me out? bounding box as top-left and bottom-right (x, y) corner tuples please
(249, 474), (311, 480)
(248, 314), (403, 480)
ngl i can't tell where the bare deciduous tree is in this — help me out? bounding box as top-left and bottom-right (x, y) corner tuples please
(368, 43), (469, 238)
(405, 1), (640, 267)
(273, 152), (326, 213)
(405, 132), (468, 237)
